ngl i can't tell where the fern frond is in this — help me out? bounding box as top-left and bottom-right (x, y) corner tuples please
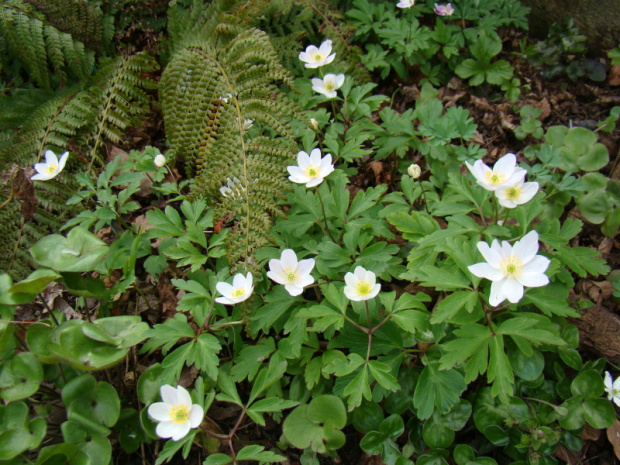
(86, 52), (159, 169)
(0, 0), (96, 89)
(161, 26), (300, 269)
(24, 0), (106, 50)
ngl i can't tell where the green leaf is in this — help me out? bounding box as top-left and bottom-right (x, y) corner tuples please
(554, 245), (610, 277)
(583, 398), (615, 428)
(0, 352), (43, 401)
(430, 291), (478, 324)
(203, 454), (233, 465)
(231, 338), (275, 382)
(414, 265), (471, 291)
(368, 360), (400, 392)
(9, 269), (61, 294)
(413, 362), (466, 420)
(343, 366), (372, 411)
(571, 370), (604, 399)
(30, 227), (109, 272)
(141, 314), (195, 354)
(235, 445), (286, 462)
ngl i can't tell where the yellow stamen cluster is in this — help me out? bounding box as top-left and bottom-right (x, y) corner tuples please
(355, 281), (371, 295)
(169, 404), (190, 424)
(45, 164), (58, 174)
(284, 269), (298, 283)
(231, 288), (246, 298)
(500, 255), (523, 278)
(304, 164), (320, 178)
(312, 52), (325, 62)
(485, 170), (506, 186)
(505, 185), (521, 200)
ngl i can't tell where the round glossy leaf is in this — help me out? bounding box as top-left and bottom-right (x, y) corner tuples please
(0, 275), (36, 306)
(9, 269), (61, 294)
(61, 421), (89, 445)
(580, 172), (608, 191)
(139, 407), (158, 440)
(508, 348), (544, 382)
(323, 424), (346, 450)
(0, 352), (43, 401)
(36, 443), (90, 465)
(352, 401), (384, 433)
(81, 323), (121, 346)
(62, 374), (97, 405)
(92, 316), (148, 348)
(67, 381), (120, 430)
(282, 405), (326, 453)
(0, 429), (32, 460)
(562, 431), (582, 451)
(544, 125), (568, 146)
(26, 325), (59, 364)
(379, 414), (405, 441)
(443, 400), (472, 431)
(583, 398), (615, 428)
(360, 432), (385, 455)
(80, 436), (111, 465)
(564, 127), (597, 153)
(307, 395), (346, 429)
(482, 425), (509, 446)
(137, 364), (167, 404)
(62, 273), (107, 299)
(30, 228), (108, 273)
(577, 190), (609, 224)
(453, 444), (475, 465)
(571, 370), (604, 398)
(116, 409), (147, 453)
(558, 397), (584, 430)
(473, 387), (530, 433)
(417, 454), (449, 465)
(578, 143), (609, 172)
(423, 422), (454, 449)
(558, 347), (582, 371)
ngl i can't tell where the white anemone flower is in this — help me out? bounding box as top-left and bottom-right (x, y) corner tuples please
(287, 148), (334, 188)
(311, 74), (345, 99)
(267, 249), (315, 296)
(434, 3), (454, 15)
(396, 0), (415, 8)
(215, 272), (253, 305)
(299, 40), (336, 68)
(605, 371), (620, 407)
(147, 385), (204, 441)
(154, 154), (167, 168)
(468, 230), (550, 307)
(495, 179), (539, 209)
(31, 150), (69, 181)
(344, 266), (381, 301)
(465, 153), (526, 192)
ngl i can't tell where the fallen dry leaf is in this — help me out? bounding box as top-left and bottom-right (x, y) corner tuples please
(607, 419), (620, 459)
(609, 65), (620, 86)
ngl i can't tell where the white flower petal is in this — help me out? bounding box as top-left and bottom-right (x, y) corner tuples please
(605, 371), (613, 390)
(502, 278), (524, 303)
(171, 422), (191, 441)
(160, 385), (178, 405)
(513, 231), (539, 264)
(516, 271), (549, 288)
(344, 271), (358, 288)
(489, 280), (506, 306)
(148, 402), (172, 422)
(468, 263), (504, 281)
(216, 282), (234, 297)
(296, 258), (315, 276)
(477, 242), (502, 269)
(155, 421), (179, 439)
(367, 284), (381, 299)
(517, 182), (539, 203)
(189, 405), (204, 428)
(284, 284), (304, 296)
(306, 177), (324, 187)
(297, 151), (311, 167)
(494, 153), (516, 175)
(176, 385), (192, 407)
(318, 39), (332, 55)
(57, 152), (69, 172)
(44, 150), (58, 165)
(309, 148), (322, 165)
(280, 249), (298, 269)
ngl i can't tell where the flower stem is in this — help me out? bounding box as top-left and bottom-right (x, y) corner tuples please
(417, 178), (431, 214)
(316, 188), (336, 242)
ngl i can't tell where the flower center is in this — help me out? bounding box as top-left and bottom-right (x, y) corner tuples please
(45, 163), (58, 174)
(355, 281), (371, 295)
(231, 287), (246, 298)
(312, 51), (325, 62)
(304, 164), (320, 178)
(325, 81), (335, 91)
(283, 268), (298, 283)
(169, 404), (190, 424)
(505, 185), (521, 200)
(500, 255), (523, 278)
(485, 170), (506, 186)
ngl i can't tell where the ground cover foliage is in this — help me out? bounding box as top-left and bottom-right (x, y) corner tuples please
(1, 0), (620, 464)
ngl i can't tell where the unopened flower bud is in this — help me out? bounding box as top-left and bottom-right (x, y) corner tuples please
(309, 118), (319, 130)
(154, 154), (166, 168)
(408, 163), (421, 179)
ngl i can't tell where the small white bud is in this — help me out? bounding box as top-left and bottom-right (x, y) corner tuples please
(407, 163), (421, 179)
(154, 154), (167, 168)
(309, 118), (319, 130)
